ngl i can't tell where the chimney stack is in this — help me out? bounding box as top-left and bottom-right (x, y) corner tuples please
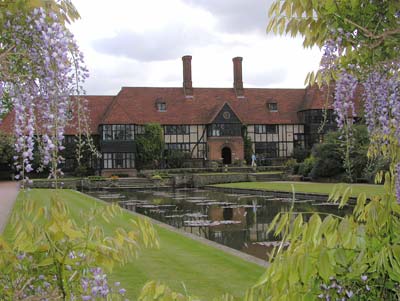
(233, 57), (244, 97)
(182, 55), (193, 97)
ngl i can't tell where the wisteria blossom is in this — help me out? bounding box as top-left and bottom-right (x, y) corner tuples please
(363, 69), (400, 144)
(1, 8), (88, 183)
(333, 71), (358, 129)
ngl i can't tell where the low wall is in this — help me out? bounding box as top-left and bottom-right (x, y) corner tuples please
(101, 169), (137, 177)
(140, 165), (284, 177)
(192, 173), (250, 188)
(204, 186), (357, 203)
(29, 179), (81, 189)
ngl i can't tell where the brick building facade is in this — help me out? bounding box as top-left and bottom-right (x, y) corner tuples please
(1, 56), (350, 176)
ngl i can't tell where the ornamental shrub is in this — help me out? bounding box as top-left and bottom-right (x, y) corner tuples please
(298, 156), (315, 177)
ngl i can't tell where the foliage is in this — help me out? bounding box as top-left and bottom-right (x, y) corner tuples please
(283, 158), (297, 173)
(0, 3), (98, 186)
(0, 131), (14, 165)
(259, 1), (400, 299)
(310, 131), (344, 178)
(298, 156), (315, 177)
(87, 175), (106, 181)
(363, 157), (391, 184)
(242, 128), (253, 165)
(74, 165), (89, 177)
(0, 192), (158, 300)
(292, 145), (310, 163)
(0, 0), (80, 30)
(165, 150), (191, 169)
(136, 123), (164, 170)
(248, 176), (400, 300)
(310, 126), (370, 181)
(267, 0), (400, 83)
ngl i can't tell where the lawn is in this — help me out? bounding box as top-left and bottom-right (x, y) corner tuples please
(213, 181), (385, 198)
(3, 189), (264, 299)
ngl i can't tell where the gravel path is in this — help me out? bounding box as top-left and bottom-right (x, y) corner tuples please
(0, 181), (19, 233)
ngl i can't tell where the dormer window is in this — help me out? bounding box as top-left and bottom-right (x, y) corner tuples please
(268, 102), (278, 112)
(155, 98), (166, 112)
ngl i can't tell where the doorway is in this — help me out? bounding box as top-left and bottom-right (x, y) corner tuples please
(221, 147), (232, 164)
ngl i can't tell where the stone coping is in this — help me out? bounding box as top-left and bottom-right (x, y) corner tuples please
(204, 186), (357, 203)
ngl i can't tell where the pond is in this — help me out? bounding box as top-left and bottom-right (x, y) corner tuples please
(90, 188), (353, 260)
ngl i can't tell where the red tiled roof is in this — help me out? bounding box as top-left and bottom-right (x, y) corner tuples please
(301, 85), (334, 111)
(0, 95), (114, 135)
(65, 96), (114, 135)
(2, 85), (358, 136)
(101, 87), (308, 125)
(300, 84), (363, 116)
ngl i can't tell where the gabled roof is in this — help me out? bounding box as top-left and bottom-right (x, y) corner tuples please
(208, 102), (243, 124)
(65, 95), (114, 134)
(101, 87), (307, 125)
(1, 85), (357, 136)
(301, 84), (363, 115)
(0, 95), (114, 135)
(301, 85), (333, 111)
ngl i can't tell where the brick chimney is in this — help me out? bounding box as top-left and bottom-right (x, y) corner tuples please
(233, 57), (244, 97)
(182, 55), (193, 97)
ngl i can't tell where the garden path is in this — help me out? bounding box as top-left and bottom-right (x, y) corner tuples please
(0, 181), (19, 233)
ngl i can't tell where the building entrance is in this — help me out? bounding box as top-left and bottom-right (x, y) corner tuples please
(221, 147), (232, 164)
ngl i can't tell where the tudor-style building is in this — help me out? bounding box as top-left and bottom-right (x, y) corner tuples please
(0, 55), (344, 176)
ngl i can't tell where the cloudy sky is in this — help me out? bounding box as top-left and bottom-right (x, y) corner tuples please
(69, 0), (323, 95)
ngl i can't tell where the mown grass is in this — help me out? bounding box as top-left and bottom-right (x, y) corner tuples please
(4, 189), (264, 299)
(213, 181), (385, 198)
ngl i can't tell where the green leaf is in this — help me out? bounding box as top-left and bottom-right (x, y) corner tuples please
(275, 213), (289, 236)
(37, 257), (53, 267)
(318, 249), (333, 281)
(339, 186), (352, 208)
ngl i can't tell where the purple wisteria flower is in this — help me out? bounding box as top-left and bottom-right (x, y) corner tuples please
(1, 8), (88, 182)
(334, 71), (358, 130)
(363, 68), (400, 145)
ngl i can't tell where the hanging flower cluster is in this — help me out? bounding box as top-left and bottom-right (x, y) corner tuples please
(1, 8), (88, 184)
(333, 70), (358, 129)
(363, 69), (400, 144)
(319, 30), (358, 131)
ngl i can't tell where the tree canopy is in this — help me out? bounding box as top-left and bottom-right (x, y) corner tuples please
(268, 0), (400, 83)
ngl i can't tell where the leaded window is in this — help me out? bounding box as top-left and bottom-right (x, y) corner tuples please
(102, 153), (134, 169)
(254, 125), (277, 134)
(165, 125), (190, 135)
(165, 143), (191, 152)
(207, 124), (241, 137)
(255, 142), (278, 158)
(101, 125), (134, 141)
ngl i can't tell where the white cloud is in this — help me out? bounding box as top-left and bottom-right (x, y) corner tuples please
(69, 0), (322, 95)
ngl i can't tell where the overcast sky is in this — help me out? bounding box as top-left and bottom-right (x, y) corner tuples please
(69, 0), (323, 95)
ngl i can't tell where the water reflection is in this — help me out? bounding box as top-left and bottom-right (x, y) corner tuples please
(91, 189), (352, 260)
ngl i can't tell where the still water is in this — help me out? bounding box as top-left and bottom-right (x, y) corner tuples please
(90, 188), (352, 260)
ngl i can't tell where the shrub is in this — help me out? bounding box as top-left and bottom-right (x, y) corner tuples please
(284, 158), (297, 173)
(74, 165), (88, 177)
(165, 150), (191, 168)
(87, 175), (106, 181)
(309, 131), (343, 178)
(298, 156), (315, 177)
(292, 145), (310, 162)
(135, 123), (164, 170)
